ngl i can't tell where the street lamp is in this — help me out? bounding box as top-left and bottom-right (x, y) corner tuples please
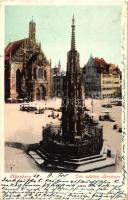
(91, 98), (93, 112)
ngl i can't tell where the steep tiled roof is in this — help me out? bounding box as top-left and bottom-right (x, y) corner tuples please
(94, 57), (120, 75)
(110, 64), (120, 75)
(94, 57), (107, 65)
(5, 39), (26, 61)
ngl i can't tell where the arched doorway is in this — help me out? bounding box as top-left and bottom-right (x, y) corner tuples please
(36, 88), (40, 100)
(16, 69), (21, 97)
(41, 85), (46, 100)
(36, 85), (46, 100)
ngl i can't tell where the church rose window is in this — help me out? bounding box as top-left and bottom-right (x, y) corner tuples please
(38, 68), (43, 79)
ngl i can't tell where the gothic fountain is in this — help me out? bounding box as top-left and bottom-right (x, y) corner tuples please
(28, 16), (116, 172)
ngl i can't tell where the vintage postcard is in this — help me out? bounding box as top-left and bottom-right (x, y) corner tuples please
(0, 0), (127, 199)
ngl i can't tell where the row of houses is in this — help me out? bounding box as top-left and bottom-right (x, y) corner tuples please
(53, 56), (121, 99)
(82, 55), (121, 98)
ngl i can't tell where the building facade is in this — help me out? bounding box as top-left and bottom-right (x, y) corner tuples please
(82, 55), (121, 98)
(5, 19), (52, 101)
(52, 61), (66, 97)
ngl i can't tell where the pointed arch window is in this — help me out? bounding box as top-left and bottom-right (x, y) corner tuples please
(38, 67), (43, 79)
(16, 69), (21, 93)
(44, 70), (47, 80)
(33, 68), (36, 79)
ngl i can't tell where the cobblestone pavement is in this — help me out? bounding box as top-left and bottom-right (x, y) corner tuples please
(4, 98), (122, 172)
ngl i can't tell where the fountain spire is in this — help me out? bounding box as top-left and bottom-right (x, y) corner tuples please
(71, 15), (76, 50)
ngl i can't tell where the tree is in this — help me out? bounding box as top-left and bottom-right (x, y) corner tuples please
(114, 87), (122, 98)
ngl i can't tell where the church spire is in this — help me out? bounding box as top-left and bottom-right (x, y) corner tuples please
(58, 60), (61, 68)
(29, 17), (36, 43)
(71, 15), (76, 50)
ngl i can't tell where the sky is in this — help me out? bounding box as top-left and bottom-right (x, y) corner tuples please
(5, 5), (121, 70)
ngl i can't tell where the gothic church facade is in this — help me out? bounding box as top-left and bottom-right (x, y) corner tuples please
(5, 19), (52, 101)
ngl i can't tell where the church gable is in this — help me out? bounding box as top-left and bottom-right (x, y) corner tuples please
(5, 39), (26, 61)
(4, 19), (52, 101)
